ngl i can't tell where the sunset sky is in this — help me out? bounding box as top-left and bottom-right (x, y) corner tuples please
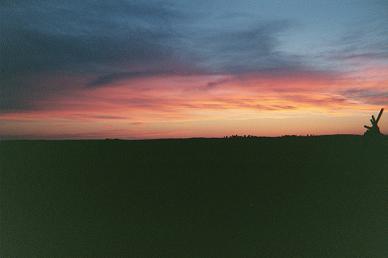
(1, 0), (387, 139)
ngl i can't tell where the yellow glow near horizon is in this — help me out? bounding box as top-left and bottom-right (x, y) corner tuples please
(1, 68), (387, 139)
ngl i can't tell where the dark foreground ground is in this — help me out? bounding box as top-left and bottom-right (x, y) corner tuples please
(1, 135), (387, 257)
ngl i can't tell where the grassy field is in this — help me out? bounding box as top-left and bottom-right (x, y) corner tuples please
(1, 136), (387, 257)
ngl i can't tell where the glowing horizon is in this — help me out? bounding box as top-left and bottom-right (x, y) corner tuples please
(1, 67), (387, 139)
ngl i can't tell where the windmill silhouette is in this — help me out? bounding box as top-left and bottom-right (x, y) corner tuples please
(364, 108), (384, 136)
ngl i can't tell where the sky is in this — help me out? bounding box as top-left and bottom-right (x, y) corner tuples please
(1, 0), (388, 139)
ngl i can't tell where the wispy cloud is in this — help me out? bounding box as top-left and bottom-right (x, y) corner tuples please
(341, 88), (388, 105)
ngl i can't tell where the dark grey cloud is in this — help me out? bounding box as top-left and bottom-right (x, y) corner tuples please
(342, 88), (388, 105)
(1, 0), (184, 111)
(87, 70), (174, 87)
(0, 0), (180, 76)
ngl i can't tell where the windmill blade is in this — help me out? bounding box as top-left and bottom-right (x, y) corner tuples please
(370, 118), (375, 126)
(372, 115), (376, 122)
(364, 125), (372, 129)
(376, 108), (384, 123)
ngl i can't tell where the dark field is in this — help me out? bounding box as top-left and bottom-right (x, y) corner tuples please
(1, 136), (387, 257)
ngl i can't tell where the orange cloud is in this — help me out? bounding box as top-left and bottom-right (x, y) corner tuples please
(1, 66), (387, 138)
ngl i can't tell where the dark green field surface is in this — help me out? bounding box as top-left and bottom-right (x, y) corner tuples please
(1, 136), (387, 257)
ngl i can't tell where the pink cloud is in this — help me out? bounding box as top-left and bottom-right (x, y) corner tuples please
(1, 66), (387, 138)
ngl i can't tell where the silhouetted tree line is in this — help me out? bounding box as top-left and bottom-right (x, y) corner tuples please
(223, 135), (258, 139)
